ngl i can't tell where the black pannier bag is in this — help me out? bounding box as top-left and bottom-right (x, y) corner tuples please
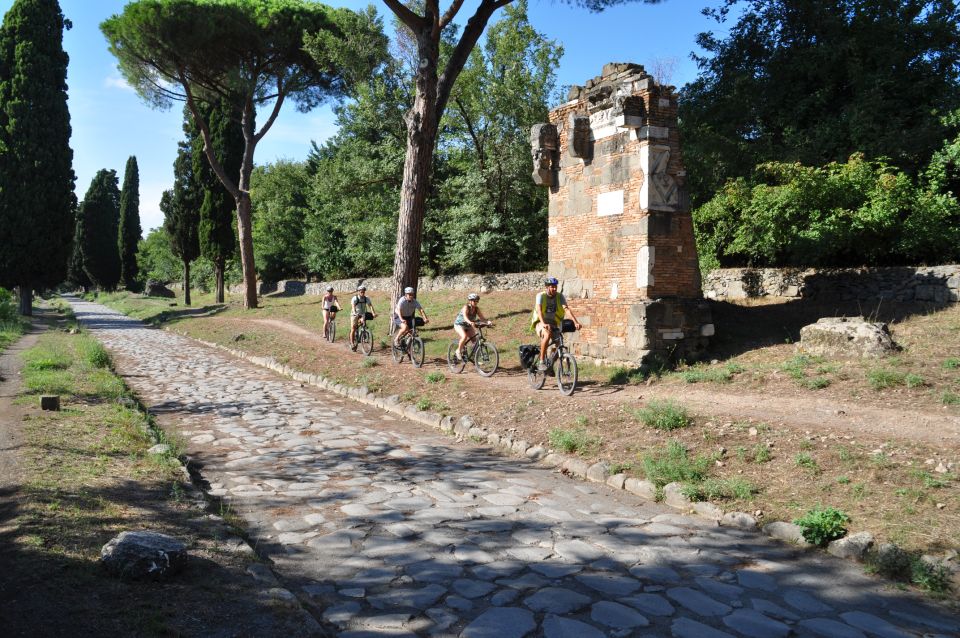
(561, 319), (577, 333)
(414, 317), (425, 327)
(518, 345), (539, 369)
(364, 312), (374, 320)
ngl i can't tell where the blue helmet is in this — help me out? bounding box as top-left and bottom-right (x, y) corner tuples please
(544, 277), (559, 286)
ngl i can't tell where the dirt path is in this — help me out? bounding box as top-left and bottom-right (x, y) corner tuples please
(237, 317), (960, 446)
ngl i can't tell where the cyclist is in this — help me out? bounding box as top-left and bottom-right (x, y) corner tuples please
(322, 286), (340, 338)
(531, 277), (581, 370)
(453, 293), (491, 361)
(394, 286), (429, 350)
(349, 285), (377, 351)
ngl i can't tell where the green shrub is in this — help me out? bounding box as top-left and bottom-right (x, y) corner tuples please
(634, 400), (691, 430)
(548, 426), (601, 456)
(753, 445), (772, 463)
(942, 357), (960, 370)
(904, 373), (925, 388)
(416, 397), (433, 411)
(910, 559), (953, 594)
(867, 546), (954, 594)
(794, 452), (819, 471)
(81, 340), (111, 369)
(425, 371), (445, 384)
(941, 391), (960, 405)
(867, 368), (905, 390)
(793, 507), (850, 546)
(640, 441), (712, 487)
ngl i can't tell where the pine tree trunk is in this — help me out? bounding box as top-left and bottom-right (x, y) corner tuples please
(17, 286), (32, 316)
(391, 35), (440, 305)
(236, 192), (257, 309)
(215, 258), (225, 304)
(183, 260), (191, 306)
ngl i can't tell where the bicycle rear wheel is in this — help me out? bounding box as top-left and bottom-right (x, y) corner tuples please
(392, 337), (404, 363)
(325, 320), (336, 342)
(474, 341), (499, 377)
(527, 365), (546, 390)
(359, 328), (373, 355)
(556, 352), (578, 396)
(447, 339), (467, 373)
(411, 337), (425, 368)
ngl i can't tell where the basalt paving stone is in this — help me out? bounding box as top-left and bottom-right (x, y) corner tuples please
(69, 298), (960, 638)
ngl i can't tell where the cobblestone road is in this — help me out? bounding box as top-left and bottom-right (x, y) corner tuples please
(71, 298), (959, 638)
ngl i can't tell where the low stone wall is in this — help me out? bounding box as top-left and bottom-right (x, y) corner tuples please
(703, 266), (960, 303)
(230, 272), (548, 297)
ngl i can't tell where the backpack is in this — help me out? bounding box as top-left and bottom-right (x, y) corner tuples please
(518, 344), (539, 369)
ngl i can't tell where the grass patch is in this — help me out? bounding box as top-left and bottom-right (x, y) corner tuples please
(904, 373), (925, 388)
(794, 452), (819, 472)
(548, 426), (601, 456)
(942, 357), (960, 370)
(425, 371), (445, 384)
(801, 376), (831, 390)
(867, 368), (906, 390)
(941, 390), (960, 405)
(866, 546), (954, 594)
(681, 477), (758, 502)
(640, 440), (712, 487)
(633, 399), (691, 430)
(360, 357), (378, 368)
(605, 365), (647, 385)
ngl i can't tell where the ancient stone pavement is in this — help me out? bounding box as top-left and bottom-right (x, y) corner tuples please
(69, 298), (959, 638)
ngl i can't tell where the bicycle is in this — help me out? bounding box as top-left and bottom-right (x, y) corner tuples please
(446, 322), (498, 377)
(324, 306), (340, 342)
(523, 319), (578, 396)
(350, 312), (375, 355)
(392, 317), (425, 367)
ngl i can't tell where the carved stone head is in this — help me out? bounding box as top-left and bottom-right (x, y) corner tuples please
(530, 123), (559, 186)
(568, 114), (592, 160)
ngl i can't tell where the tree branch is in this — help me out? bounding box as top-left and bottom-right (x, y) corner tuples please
(179, 70), (242, 201)
(439, 0), (467, 29)
(382, 0), (425, 31)
(454, 96), (484, 169)
(253, 77), (287, 144)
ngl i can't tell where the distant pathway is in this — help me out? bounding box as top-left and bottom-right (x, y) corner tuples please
(69, 297), (959, 638)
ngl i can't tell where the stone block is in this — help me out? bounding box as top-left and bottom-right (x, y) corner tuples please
(762, 521), (809, 545)
(827, 532), (874, 560)
(563, 458), (591, 478)
(662, 482), (690, 509)
(692, 502), (724, 521)
(586, 462), (611, 483)
(40, 395), (60, 411)
(454, 416), (474, 437)
(799, 317), (898, 358)
(721, 512), (758, 529)
(606, 473), (627, 490)
(101, 530), (187, 580)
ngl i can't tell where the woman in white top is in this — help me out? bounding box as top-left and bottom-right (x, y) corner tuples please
(321, 286), (339, 338)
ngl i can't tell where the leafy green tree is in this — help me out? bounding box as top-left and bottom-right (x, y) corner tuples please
(136, 227), (180, 285)
(681, 0), (960, 206)
(251, 160), (310, 282)
(162, 108), (202, 305)
(78, 170), (122, 290)
(374, 0), (660, 303)
(0, 0), (75, 315)
(102, 0), (385, 309)
(192, 99), (242, 303)
(437, 0), (560, 273)
(118, 155), (142, 291)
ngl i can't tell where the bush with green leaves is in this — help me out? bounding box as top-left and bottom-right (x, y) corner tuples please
(634, 400), (691, 431)
(793, 506), (850, 546)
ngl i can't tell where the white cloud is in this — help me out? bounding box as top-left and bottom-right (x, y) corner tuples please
(103, 74), (134, 92)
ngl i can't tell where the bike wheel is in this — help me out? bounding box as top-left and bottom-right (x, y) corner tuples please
(447, 340), (467, 373)
(359, 328), (373, 355)
(411, 337), (425, 368)
(392, 337), (404, 363)
(527, 365), (546, 390)
(474, 341), (499, 377)
(556, 352), (578, 396)
(325, 320), (336, 343)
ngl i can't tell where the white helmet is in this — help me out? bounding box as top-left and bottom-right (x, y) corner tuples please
(467, 293), (480, 301)
(326, 286), (334, 292)
(404, 286), (415, 294)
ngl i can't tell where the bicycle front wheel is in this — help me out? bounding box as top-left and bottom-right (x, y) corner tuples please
(392, 338), (404, 363)
(411, 337), (425, 368)
(326, 320), (336, 342)
(556, 352), (578, 396)
(359, 328), (373, 355)
(527, 366), (546, 390)
(474, 341), (499, 377)
(447, 340), (467, 373)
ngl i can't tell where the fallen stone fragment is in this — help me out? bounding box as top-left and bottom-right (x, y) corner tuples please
(721, 512), (757, 529)
(798, 316), (897, 358)
(100, 530), (187, 580)
(827, 531), (874, 560)
(762, 521), (808, 545)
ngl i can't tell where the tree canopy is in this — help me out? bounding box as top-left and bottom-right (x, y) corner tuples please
(162, 107), (202, 304)
(101, 0), (384, 308)
(680, 0), (960, 206)
(78, 170), (122, 290)
(118, 155), (142, 291)
(0, 0), (75, 313)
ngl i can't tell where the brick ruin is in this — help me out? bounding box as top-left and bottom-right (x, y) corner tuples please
(530, 62), (713, 365)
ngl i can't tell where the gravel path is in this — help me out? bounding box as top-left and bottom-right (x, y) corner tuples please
(70, 297), (959, 638)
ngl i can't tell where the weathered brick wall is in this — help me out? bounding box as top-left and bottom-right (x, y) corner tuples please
(534, 63), (712, 364)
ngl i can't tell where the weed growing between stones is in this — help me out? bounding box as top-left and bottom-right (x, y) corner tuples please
(793, 506), (850, 546)
(633, 399), (691, 430)
(866, 545), (954, 595)
(548, 426), (602, 456)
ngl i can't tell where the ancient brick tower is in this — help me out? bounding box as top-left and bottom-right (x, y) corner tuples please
(530, 62), (713, 364)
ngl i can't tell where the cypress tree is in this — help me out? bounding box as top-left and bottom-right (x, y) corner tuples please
(193, 99), (242, 304)
(163, 107), (201, 305)
(118, 155), (142, 291)
(66, 205), (90, 292)
(78, 170), (122, 290)
(0, 0), (76, 315)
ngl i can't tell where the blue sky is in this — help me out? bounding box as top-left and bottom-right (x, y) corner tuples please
(1, 0), (726, 233)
